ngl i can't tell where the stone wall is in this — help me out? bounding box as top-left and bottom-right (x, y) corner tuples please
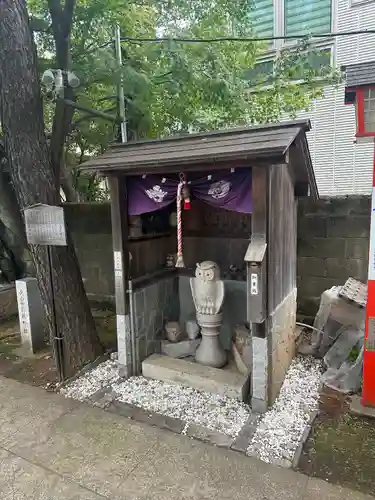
(297, 197), (370, 316)
(133, 276), (180, 370)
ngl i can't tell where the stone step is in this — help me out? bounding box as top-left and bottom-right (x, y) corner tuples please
(142, 354), (250, 402)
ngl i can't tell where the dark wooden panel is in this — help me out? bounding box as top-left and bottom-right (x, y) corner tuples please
(247, 166), (268, 323)
(267, 164), (297, 314)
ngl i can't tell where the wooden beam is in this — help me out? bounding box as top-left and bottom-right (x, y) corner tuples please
(108, 174), (132, 375)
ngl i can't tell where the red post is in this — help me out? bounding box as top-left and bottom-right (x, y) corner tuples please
(362, 141), (375, 407)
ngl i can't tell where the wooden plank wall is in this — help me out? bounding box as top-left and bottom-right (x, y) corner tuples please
(268, 164), (297, 314)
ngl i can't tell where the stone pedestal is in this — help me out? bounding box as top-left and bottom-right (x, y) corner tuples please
(161, 338), (201, 359)
(15, 278), (45, 355)
(195, 312), (227, 368)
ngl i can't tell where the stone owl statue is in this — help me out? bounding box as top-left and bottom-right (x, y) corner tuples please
(190, 261), (224, 315)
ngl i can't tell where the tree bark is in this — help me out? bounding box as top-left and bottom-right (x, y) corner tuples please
(48, 0), (78, 190)
(0, 0), (103, 375)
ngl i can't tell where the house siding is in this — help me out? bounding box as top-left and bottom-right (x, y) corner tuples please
(293, 0), (375, 196)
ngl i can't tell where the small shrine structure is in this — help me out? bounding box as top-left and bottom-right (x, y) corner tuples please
(80, 119), (318, 411)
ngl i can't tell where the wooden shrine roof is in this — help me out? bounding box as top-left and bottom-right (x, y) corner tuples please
(80, 119), (318, 197)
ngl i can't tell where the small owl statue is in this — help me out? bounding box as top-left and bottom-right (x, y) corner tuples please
(190, 261), (224, 315)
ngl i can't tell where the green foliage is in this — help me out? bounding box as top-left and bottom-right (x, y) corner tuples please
(27, 0), (341, 200)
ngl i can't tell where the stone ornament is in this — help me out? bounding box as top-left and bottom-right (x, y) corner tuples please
(190, 261), (227, 368)
(192, 261), (224, 315)
(165, 321), (184, 343)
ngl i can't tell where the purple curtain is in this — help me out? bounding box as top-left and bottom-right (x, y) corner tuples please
(127, 169), (252, 216)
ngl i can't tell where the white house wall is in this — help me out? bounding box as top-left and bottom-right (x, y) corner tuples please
(294, 0), (375, 196)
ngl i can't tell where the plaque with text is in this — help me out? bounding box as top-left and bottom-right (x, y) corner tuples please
(24, 204), (67, 246)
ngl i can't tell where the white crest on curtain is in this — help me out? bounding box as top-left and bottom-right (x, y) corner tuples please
(145, 185), (167, 203)
(208, 180), (231, 199)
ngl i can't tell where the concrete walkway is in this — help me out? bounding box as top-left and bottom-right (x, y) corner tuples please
(0, 376), (372, 500)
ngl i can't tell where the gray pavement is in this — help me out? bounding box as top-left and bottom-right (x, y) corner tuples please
(0, 376), (372, 500)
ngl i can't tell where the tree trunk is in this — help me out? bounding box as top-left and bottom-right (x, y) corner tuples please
(60, 159), (80, 202)
(0, 0), (103, 375)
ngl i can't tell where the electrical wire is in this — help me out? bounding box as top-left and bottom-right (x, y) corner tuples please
(85, 29), (375, 53)
(120, 30), (375, 44)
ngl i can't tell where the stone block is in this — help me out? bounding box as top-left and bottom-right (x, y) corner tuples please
(268, 290), (298, 405)
(298, 277), (338, 302)
(298, 237), (346, 258)
(325, 258), (367, 281)
(186, 424), (234, 448)
(297, 257), (326, 278)
(299, 197), (370, 217)
(345, 238), (369, 259)
(15, 278), (46, 354)
(142, 354), (250, 401)
(108, 400), (185, 433)
(298, 216), (326, 238)
(0, 284), (18, 321)
(252, 337), (267, 401)
(327, 216), (369, 238)
(161, 338), (201, 358)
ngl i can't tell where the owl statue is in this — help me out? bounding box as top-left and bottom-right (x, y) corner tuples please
(190, 261), (224, 315)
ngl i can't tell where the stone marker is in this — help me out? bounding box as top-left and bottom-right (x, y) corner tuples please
(16, 277), (45, 355)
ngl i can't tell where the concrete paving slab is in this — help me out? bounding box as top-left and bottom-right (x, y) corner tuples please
(10, 403), (161, 499)
(0, 376), (371, 500)
(0, 376), (78, 449)
(304, 478), (374, 500)
(0, 448), (102, 499)
(121, 430), (309, 500)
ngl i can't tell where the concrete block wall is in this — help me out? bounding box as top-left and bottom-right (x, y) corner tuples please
(63, 198), (371, 320)
(64, 203), (175, 301)
(133, 276), (180, 369)
(297, 197), (370, 316)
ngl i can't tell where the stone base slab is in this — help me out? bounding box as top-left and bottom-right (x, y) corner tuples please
(142, 354), (250, 401)
(161, 338), (201, 359)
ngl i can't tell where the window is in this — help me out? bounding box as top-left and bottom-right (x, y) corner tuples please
(246, 60), (274, 86)
(350, 0), (375, 6)
(250, 0), (333, 48)
(250, 0), (274, 38)
(352, 87), (375, 136)
(364, 88), (375, 133)
(285, 0), (332, 37)
(246, 48), (332, 88)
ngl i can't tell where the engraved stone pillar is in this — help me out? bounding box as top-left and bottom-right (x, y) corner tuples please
(16, 277), (45, 355)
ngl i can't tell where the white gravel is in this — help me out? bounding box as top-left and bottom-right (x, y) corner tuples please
(112, 376), (251, 437)
(247, 356), (322, 464)
(60, 360), (121, 402)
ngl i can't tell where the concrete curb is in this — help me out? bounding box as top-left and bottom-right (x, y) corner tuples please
(56, 352), (111, 391)
(291, 409), (319, 470)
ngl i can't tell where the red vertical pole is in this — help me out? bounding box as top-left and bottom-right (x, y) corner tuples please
(362, 140), (375, 407)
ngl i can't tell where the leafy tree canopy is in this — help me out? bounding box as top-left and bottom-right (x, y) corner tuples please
(27, 0), (340, 196)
